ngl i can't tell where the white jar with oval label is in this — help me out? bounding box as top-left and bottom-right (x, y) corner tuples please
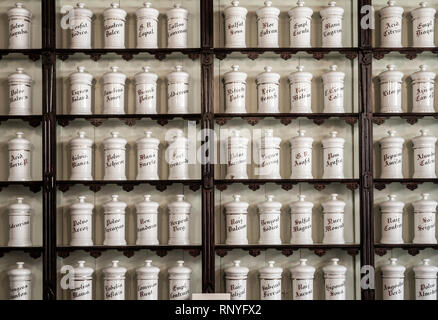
(256, 1), (279, 48)
(379, 194), (404, 244)
(166, 65), (189, 114)
(380, 130), (404, 178)
(288, 1), (313, 48)
(135, 66), (158, 114)
(166, 129), (189, 180)
(410, 65), (435, 113)
(8, 68), (32, 115)
(288, 66), (312, 113)
(323, 258), (346, 300)
(381, 258), (405, 300)
(136, 260), (159, 300)
(413, 259), (438, 300)
(136, 195), (159, 245)
(257, 195), (281, 245)
(255, 129), (281, 179)
(103, 261), (126, 300)
(380, 1), (404, 47)
(103, 195), (127, 246)
(69, 66), (93, 115)
(8, 262), (31, 300)
(320, 1), (343, 47)
(70, 3), (93, 49)
(8, 197), (31, 247)
(226, 130), (248, 179)
(167, 4), (188, 48)
(259, 261), (282, 300)
(69, 131), (93, 180)
(290, 259), (315, 300)
(103, 3), (126, 49)
(290, 130), (313, 179)
(322, 131), (344, 179)
(322, 194), (345, 244)
(224, 1), (247, 48)
(223, 65), (247, 113)
(322, 65), (345, 113)
(8, 3), (31, 49)
(136, 2), (159, 49)
(137, 131), (159, 180)
(290, 194), (313, 244)
(379, 65), (403, 113)
(168, 195), (191, 245)
(256, 66), (280, 113)
(224, 194), (248, 245)
(225, 260), (248, 300)
(168, 260), (191, 300)
(8, 132), (31, 181)
(71, 261), (93, 300)
(412, 130), (436, 178)
(103, 132), (126, 180)
(103, 66), (126, 114)
(411, 2), (435, 47)
(412, 193), (437, 244)
(69, 196), (93, 246)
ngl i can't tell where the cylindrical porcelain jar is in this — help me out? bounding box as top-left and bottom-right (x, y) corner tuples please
(69, 196), (93, 246)
(103, 66), (126, 114)
(166, 4), (188, 48)
(166, 129), (189, 180)
(412, 130), (437, 178)
(410, 65), (435, 113)
(136, 131), (159, 180)
(379, 65), (403, 113)
(224, 195), (249, 245)
(322, 194), (346, 244)
(103, 132), (126, 181)
(8, 132), (31, 181)
(256, 1), (280, 48)
(411, 2), (435, 47)
(288, 1), (313, 48)
(225, 260), (249, 300)
(69, 131), (93, 180)
(166, 65), (189, 114)
(226, 130), (248, 179)
(8, 197), (31, 247)
(71, 261), (93, 300)
(168, 260), (191, 300)
(323, 258), (347, 300)
(322, 65), (345, 113)
(7, 262), (31, 300)
(257, 195), (281, 245)
(223, 65), (247, 113)
(136, 3), (159, 49)
(103, 260), (126, 300)
(290, 259), (315, 300)
(320, 1), (344, 47)
(136, 260), (160, 300)
(288, 65), (312, 113)
(381, 258), (405, 300)
(135, 66), (158, 114)
(70, 3), (93, 49)
(379, 195), (404, 244)
(69, 66), (93, 115)
(290, 194), (313, 244)
(413, 259), (438, 300)
(8, 68), (32, 115)
(412, 193), (437, 244)
(256, 66), (280, 113)
(290, 130), (313, 179)
(322, 131), (344, 179)
(380, 130), (404, 178)
(259, 261), (282, 300)
(224, 1), (247, 48)
(136, 195), (159, 245)
(103, 3), (126, 49)
(255, 129), (281, 179)
(8, 3), (31, 49)
(168, 195), (191, 245)
(103, 195), (127, 246)
(380, 1), (404, 47)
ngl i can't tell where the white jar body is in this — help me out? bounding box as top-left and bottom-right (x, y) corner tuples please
(226, 278), (247, 300)
(325, 278), (346, 300)
(225, 16), (246, 47)
(70, 16), (92, 49)
(137, 213), (158, 245)
(70, 147), (92, 180)
(321, 16), (342, 47)
(167, 82), (188, 114)
(323, 213), (344, 244)
(169, 279), (190, 300)
(226, 214), (248, 245)
(167, 146), (189, 179)
(104, 18), (125, 48)
(225, 82), (246, 113)
(323, 82), (344, 112)
(136, 83), (157, 114)
(292, 279), (313, 300)
(169, 213), (190, 245)
(380, 146), (403, 178)
(414, 212), (437, 244)
(257, 17), (278, 47)
(9, 82), (31, 115)
(226, 145), (248, 179)
(413, 147), (436, 178)
(9, 16), (31, 49)
(9, 279), (30, 300)
(412, 81), (434, 112)
(413, 16), (435, 47)
(137, 279), (158, 300)
(257, 146), (280, 178)
(380, 81), (402, 112)
(380, 212), (403, 244)
(137, 18), (158, 48)
(258, 83), (279, 113)
(260, 278), (281, 300)
(290, 81), (312, 113)
(8, 215), (31, 246)
(380, 16), (402, 47)
(382, 278), (404, 300)
(137, 147), (158, 180)
(322, 147), (344, 179)
(291, 146), (312, 178)
(70, 82), (92, 115)
(259, 213), (281, 244)
(167, 17), (188, 48)
(289, 17), (311, 47)
(104, 148), (126, 180)
(290, 213), (313, 244)
(70, 213), (93, 246)
(415, 278), (437, 300)
(72, 279), (92, 300)
(104, 279), (125, 300)
(8, 149), (31, 181)
(103, 214), (126, 245)
(103, 83), (125, 114)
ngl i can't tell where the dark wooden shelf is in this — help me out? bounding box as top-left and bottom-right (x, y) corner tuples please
(0, 49), (42, 61)
(372, 47), (438, 60)
(56, 180), (202, 192)
(0, 181), (43, 193)
(215, 179), (359, 191)
(374, 179), (438, 191)
(0, 246), (43, 259)
(0, 115), (42, 127)
(375, 243), (438, 257)
(373, 113), (438, 125)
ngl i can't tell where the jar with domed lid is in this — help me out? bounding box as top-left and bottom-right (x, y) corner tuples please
(136, 3), (159, 49)
(71, 261), (93, 300)
(136, 260), (160, 300)
(8, 197), (31, 247)
(257, 195), (281, 244)
(168, 195), (191, 245)
(166, 129), (189, 180)
(69, 131), (93, 180)
(103, 195), (127, 246)
(256, 1), (280, 48)
(103, 260), (126, 300)
(69, 196), (93, 246)
(290, 258), (315, 300)
(166, 4), (188, 48)
(224, 195), (248, 245)
(8, 3), (32, 49)
(412, 193), (437, 244)
(379, 65), (403, 113)
(136, 195), (159, 245)
(381, 258), (405, 300)
(323, 258), (346, 300)
(8, 132), (31, 181)
(224, 1), (247, 48)
(168, 260), (191, 300)
(103, 132), (126, 180)
(410, 65), (435, 113)
(8, 67), (32, 115)
(8, 262), (31, 300)
(103, 66), (126, 114)
(166, 65), (189, 114)
(226, 130), (248, 179)
(290, 130), (313, 179)
(411, 2), (435, 47)
(103, 3), (126, 49)
(322, 194), (346, 244)
(69, 66), (93, 115)
(256, 66), (280, 113)
(288, 1), (313, 48)
(136, 131), (159, 180)
(259, 261), (282, 300)
(290, 194), (313, 244)
(320, 1), (343, 47)
(225, 260), (249, 300)
(288, 65), (312, 113)
(322, 65), (345, 113)
(322, 131), (344, 179)
(223, 65), (247, 113)
(255, 129), (281, 179)
(380, 130), (404, 178)
(70, 3), (93, 49)
(380, 1), (403, 47)
(135, 66), (158, 114)
(412, 130), (436, 178)
(413, 259), (438, 300)
(379, 195), (404, 244)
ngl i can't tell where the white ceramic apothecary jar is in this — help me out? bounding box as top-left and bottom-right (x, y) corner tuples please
(8, 3), (31, 49)
(69, 196), (93, 246)
(69, 66), (93, 115)
(69, 131), (93, 180)
(379, 65), (403, 113)
(411, 2), (435, 47)
(412, 193), (437, 244)
(322, 194), (346, 244)
(381, 258), (405, 300)
(257, 195), (281, 245)
(380, 1), (404, 47)
(136, 195), (159, 245)
(413, 259), (438, 300)
(8, 262), (31, 300)
(135, 66), (158, 114)
(320, 1), (343, 47)
(166, 65), (189, 114)
(168, 260), (191, 300)
(290, 194), (313, 244)
(323, 258), (346, 300)
(290, 259), (315, 300)
(380, 130), (404, 178)
(137, 131), (160, 180)
(8, 68), (32, 115)
(412, 130), (437, 178)
(103, 195), (127, 246)
(322, 65), (345, 113)
(103, 3), (126, 49)
(166, 129), (189, 180)
(224, 195), (248, 245)
(410, 65), (435, 113)
(103, 66), (126, 114)
(103, 260), (126, 300)
(379, 195), (404, 244)
(290, 130), (313, 179)
(136, 3), (159, 49)
(256, 66), (280, 113)
(71, 261), (93, 300)
(8, 197), (31, 247)
(103, 132), (126, 180)
(322, 131), (344, 179)
(225, 260), (249, 300)
(226, 130), (248, 179)
(70, 3), (93, 49)
(8, 132), (31, 181)
(223, 65), (247, 113)
(256, 1), (280, 48)
(136, 260), (160, 300)
(255, 129), (281, 179)
(224, 1), (247, 48)
(288, 1), (313, 48)
(288, 66), (312, 113)
(259, 261), (282, 300)
(166, 4), (188, 48)
(168, 195), (191, 245)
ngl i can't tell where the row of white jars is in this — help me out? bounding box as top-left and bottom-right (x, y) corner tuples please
(224, 0), (344, 48)
(223, 64), (345, 114)
(224, 194), (347, 245)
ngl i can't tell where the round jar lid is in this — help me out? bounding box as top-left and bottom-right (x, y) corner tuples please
(320, 1), (344, 18)
(290, 258), (316, 279)
(256, 66), (280, 85)
(69, 131), (93, 148)
(73, 261), (94, 279)
(379, 194), (404, 213)
(322, 194), (346, 213)
(289, 0), (313, 19)
(380, 130), (405, 147)
(322, 258), (347, 277)
(412, 129), (437, 148)
(103, 131), (127, 148)
(257, 195), (282, 212)
(103, 3), (127, 20)
(225, 194), (249, 213)
(379, 65), (404, 82)
(225, 260), (249, 279)
(256, 1), (280, 18)
(136, 2), (159, 19)
(381, 258), (405, 277)
(322, 65), (345, 83)
(223, 65), (247, 84)
(227, 130), (249, 147)
(103, 260), (127, 278)
(70, 196), (94, 211)
(136, 194), (159, 213)
(413, 259), (438, 278)
(69, 66), (93, 84)
(8, 132), (31, 150)
(289, 194), (314, 213)
(288, 65), (313, 83)
(166, 3), (188, 19)
(135, 66), (158, 84)
(8, 2), (32, 18)
(322, 131), (345, 147)
(103, 195), (127, 213)
(411, 2), (436, 19)
(412, 193), (437, 213)
(290, 129), (313, 147)
(8, 197), (31, 214)
(255, 129), (281, 148)
(7, 262), (31, 278)
(168, 260), (192, 279)
(72, 3), (93, 18)
(166, 65), (189, 83)
(410, 65), (435, 82)
(168, 194), (191, 212)
(259, 261), (282, 279)
(102, 66), (126, 84)
(224, 0), (248, 17)
(8, 68), (32, 84)
(136, 260), (160, 279)
(136, 131), (160, 149)
(380, 0), (404, 18)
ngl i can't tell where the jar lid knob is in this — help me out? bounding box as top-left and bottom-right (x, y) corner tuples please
(330, 65), (338, 71)
(233, 260), (241, 266)
(329, 131), (338, 138)
(300, 258), (307, 264)
(144, 194), (151, 201)
(423, 259), (430, 265)
(419, 65), (427, 71)
(297, 65), (305, 72)
(143, 66), (151, 73)
(265, 1), (272, 7)
(16, 197), (23, 203)
(111, 3), (119, 8)
(389, 258), (397, 264)
(331, 258), (339, 264)
(177, 260), (184, 266)
(175, 65), (183, 72)
(233, 194), (241, 201)
(77, 66), (86, 73)
(111, 195), (119, 201)
(331, 193), (338, 200)
(298, 194), (306, 201)
(328, 1), (337, 6)
(176, 194), (184, 201)
(112, 260), (119, 267)
(144, 2), (151, 8)
(111, 66), (119, 73)
(77, 3), (85, 9)
(422, 193), (430, 200)
(232, 0), (240, 7)
(145, 260), (152, 266)
(267, 261), (275, 267)
(174, 3), (181, 8)
(388, 0), (395, 6)
(263, 128), (273, 137)
(231, 65), (240, 72)
(420, 129), (428, 136)
(15, 3), (23, 8)
(16, 68), (24, 73)
(78, 261), (85, 267)
(419, 1), (427, 7)
(111, 131), (119, 138)
(297, 0), (305, 7)
(387, 64), (396, 71)
(78, 131), (86, 138)
(144, 130), (152, 137)
(16, 132), (24, 138)
(388, 130), (396, 136)
(298, 129), (306, 136)
(264, 66), (272, 72)
(17, 262), (24, 268)
(388, 194), (397, 201)
(78, 196), (86, 202)
(266, 195), (274, 201)
(231, 129), (241, 137)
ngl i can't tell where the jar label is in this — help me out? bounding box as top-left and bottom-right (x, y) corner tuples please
(169, 280), (190, 299)
(72, 152), (90, 169)
(105, 152), (125, 169)
(9, 18), (30, 40)
(382, 83), (401, 98)
(137, 85), (156, 104)
(291, 84), (311, 104)
(415, 19), (434, 39)
(293, 150), (311, 168)
(383, 280), (404, 298)
(417, 281), (437, 299)
(415, 150), (435, 168)
(291, 19), (310, 39)
(71, 21), (90, 40)
(325, 151), (343, 168)
(9, 217), (30, 230)
(104, 85), (124, 104)
(228, 150), (246, 167)
(383, 216), (402, 232)
(258, 19), (278, 40)
(382, 19), (402, 39)
(168, 19), (187, 40)
(292, 215), (312, 233)
(414, 84), (434, 105)
(168, 150), (188, 169)
(382, 151), (402, 168)
(104, 19), (124, 39)
(71, 87), (90, 104)
(260, 279), (281, 299)
(260, 215), (280, 233)
(323, 19), (342, 39)
(325, 280), (345, 298)
(138, 280), (157, 299)
(138, 21), (156, 40)
(170, 215), (189, 233)
(72, 217), (90, 234)
(72, 281), (91, 299)
(293, 279), (313, 299)
(227, 215), (247, 234)
(9, 151), (29, 170)
(139, 151), (157, 169)
(259, 149), (279, 175)
(228, 280), (246, 299)
(138, 216), (157, 233)
(324, 85), (344, 102)
(416, 214), (435, 233)
(324, 215), (344, 234)
(226, 19), (245, 37)
(226, 84), (245, 104)
(10, 85), (30, 105)
(105, 281), (124, 299)
(10, 282), (29, 300)
(105, 217), (124, 233)
(259, 84), (278, 105)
